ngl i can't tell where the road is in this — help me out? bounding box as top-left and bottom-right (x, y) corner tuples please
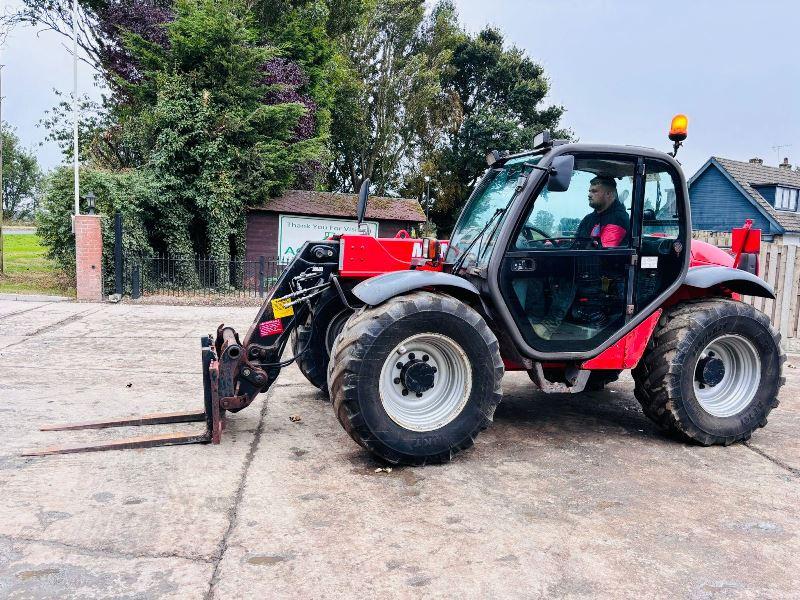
(1, 299), (798, 599)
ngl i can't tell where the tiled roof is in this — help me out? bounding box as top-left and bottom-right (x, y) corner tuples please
(249, 190), (425, 222)
(712, 157), (800, 232)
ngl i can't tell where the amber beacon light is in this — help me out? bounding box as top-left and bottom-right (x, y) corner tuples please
(669, 114), (689, 141)
(668, 114), (688, 157)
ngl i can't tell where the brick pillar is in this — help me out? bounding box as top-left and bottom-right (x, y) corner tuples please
(75, 215), (104, 302)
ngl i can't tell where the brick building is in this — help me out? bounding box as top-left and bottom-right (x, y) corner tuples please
(246, 190), (425, 262)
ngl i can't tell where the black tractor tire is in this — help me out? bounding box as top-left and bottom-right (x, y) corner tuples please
(586, 370), (622, 391)
(328, 291), (504, 465)
(632, 299), (785, 445)
(291, 290), (351, 396)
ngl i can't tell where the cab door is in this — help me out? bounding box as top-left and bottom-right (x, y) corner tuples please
(635, 158), (689, 311)
(498, 154), (640, 354)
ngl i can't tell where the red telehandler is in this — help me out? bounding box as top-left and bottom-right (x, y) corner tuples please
(29, 117), (784, 465)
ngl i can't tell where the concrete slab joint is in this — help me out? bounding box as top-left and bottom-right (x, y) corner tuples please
(2, 300), (799, 598)
(74, 215), (104, 302)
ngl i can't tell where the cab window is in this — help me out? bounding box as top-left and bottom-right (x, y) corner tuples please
(502, 156), (637, 352)
(515, 159), (634, 250)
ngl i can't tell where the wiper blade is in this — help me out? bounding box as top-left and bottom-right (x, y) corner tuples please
(452, 208), (505, 275)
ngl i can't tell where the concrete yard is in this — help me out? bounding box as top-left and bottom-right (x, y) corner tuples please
(0, 299), (798, 599)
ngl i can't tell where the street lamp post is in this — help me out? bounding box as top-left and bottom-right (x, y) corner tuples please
(424, 176), (431, 222)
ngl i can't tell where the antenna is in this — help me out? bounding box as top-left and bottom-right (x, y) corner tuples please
(772, 144), (792, 164)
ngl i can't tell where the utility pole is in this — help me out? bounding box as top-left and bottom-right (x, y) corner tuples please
(0, 0), (5, 276)
(424, 176), (430, 219)
(72, 0), (80, 221)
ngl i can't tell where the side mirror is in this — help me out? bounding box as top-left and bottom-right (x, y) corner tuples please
(547, 155), (574, 192)
(357, 178), (370, 225)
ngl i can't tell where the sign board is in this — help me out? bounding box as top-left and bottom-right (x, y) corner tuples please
(278, 215), (379, 262)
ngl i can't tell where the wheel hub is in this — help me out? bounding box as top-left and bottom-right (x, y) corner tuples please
(692, 335), (761, 418)
(400, 357), (436, 394)
(696, 354), (725, 387)
(379, 334), (472, 432)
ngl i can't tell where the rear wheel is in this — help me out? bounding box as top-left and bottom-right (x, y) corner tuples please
(291, 290), (351, 396)
(633, 299), (785, 445)
(328, 291), (504, 465)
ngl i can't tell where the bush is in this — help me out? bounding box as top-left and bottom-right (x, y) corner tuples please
(37, 167), (155, 288)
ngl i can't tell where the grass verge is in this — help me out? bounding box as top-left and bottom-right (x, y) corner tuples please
(0, 233), (75, 296)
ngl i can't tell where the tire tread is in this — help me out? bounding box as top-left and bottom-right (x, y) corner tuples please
(328, 291), (503, 465)
(632, 298), (784, 445)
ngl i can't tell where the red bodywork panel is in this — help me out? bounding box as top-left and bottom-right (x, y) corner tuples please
(581, 310), (662, 370)
(338, 234), (446, 278)
(690, 239), (734, 268)
(665, 237), (749, 306)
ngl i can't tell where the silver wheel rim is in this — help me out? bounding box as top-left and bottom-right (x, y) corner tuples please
(693, 334), (761, 417)
(379, 333), (472, 432)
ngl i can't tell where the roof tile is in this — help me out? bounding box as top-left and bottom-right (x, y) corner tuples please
(248, 190), (425, 222)
(712, 157), (800, 231)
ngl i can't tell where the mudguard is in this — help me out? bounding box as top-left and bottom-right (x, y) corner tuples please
(684, 265), (775, 299)
(352, 270), (480, 306)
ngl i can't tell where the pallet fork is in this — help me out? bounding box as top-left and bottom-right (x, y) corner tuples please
(23, 242), (340, 457)
(23, 330), (251, 456)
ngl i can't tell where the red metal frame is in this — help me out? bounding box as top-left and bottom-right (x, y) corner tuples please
(581, 310), (662, 370)
(338, 234), (445, 278)
(732, 219), (760, 268)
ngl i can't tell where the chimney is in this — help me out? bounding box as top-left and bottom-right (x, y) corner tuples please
(749, 157), (763, 165)
(779, 157), (792, 170)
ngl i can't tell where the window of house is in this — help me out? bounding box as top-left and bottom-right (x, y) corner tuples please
(775, 187), (798, 211)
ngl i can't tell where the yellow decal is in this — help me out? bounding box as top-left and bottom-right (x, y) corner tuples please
(271, 298), (294, 318)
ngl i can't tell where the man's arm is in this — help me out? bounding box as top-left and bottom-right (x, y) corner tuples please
(599, 224), (627, 247)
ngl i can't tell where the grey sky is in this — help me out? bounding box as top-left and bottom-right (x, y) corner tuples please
(2, 0), (799, 176)
(3, 0), (101, 170)
(451, 0), (800, 175)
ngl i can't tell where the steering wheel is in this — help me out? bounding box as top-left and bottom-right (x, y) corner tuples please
(522, 231), (604, 250)
(521, 225), (555, 243)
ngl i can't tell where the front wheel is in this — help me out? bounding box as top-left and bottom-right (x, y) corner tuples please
(328, 291), (504, 465)
(291, 290), (351, 396)
(633, 299), (785, 445)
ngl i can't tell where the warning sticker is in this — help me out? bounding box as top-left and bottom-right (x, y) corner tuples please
(259, 319), (284, 337)
(641, 256), (659, 269)
(271, 298), (294, 318)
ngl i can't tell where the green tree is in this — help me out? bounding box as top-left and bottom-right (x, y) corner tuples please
(559, 217), (580, 237)
(328, 0), (452, 194)
(1, 125), (43, 219)
(124, 0), (325, 277)
(430, 25), (567, 232)
(31, 0), (328, 289)
(37, 166), (155, 282)
(252, 0), (369, 137)
(532, 210), (555, 237)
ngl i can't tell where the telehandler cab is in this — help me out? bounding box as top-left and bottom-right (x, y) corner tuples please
(29, 117), (785, 465)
